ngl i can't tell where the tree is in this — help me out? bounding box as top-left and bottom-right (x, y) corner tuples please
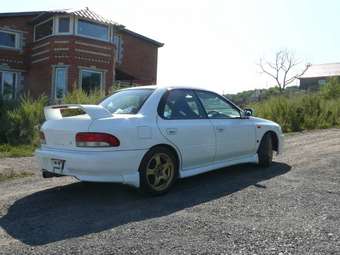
(258, 49), (310, 92)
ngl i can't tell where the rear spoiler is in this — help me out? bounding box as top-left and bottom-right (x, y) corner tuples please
(44, 104), (112, 120)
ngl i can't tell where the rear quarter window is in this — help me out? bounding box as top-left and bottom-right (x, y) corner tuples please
(100, 89), (154, 114)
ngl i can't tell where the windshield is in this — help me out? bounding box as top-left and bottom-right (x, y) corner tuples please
(100, 89), (154, 114)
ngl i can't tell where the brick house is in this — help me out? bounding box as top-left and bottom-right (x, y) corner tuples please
(299, 63), (340, 90)
(0, 8), (163, 101)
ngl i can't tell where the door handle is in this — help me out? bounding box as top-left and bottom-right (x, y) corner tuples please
(215, 127), (224, 132)
(166, 128), (177, 135)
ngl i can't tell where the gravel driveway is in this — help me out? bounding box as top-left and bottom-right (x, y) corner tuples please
(0, 129), (339, 254)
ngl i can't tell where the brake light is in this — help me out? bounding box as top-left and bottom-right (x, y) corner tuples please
(75, 132), (120, 147)
(40, 131), (46, 145)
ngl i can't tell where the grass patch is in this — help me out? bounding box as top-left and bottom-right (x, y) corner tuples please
(0, 169), (34, 182)
(0, 144), (36, 158)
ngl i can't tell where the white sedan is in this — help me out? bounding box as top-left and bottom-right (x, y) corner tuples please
(36, 86), (283, 194)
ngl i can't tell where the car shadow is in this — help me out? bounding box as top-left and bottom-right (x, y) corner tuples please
(0, 162), (291, 246)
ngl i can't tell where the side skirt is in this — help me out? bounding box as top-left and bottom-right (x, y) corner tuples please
(179, 154), (259, 179)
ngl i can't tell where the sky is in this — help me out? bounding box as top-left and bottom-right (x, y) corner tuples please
(2, 0), (340, 94)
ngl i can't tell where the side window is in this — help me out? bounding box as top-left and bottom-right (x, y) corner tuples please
(58, 17), (71, 33)
(160, 90), (205, 119)
(196, 91), (241, 119)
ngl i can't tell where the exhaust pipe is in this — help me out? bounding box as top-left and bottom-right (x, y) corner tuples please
(42, 170), (64, 178)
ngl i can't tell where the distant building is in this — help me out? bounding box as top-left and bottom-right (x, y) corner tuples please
(0, 8), (163, 100)
(299, 63), (340, 90)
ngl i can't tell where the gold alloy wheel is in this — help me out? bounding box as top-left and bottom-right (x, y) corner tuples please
(146, 152), (175, 191)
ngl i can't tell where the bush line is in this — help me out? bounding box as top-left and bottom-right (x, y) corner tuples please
(0, 80), (339, 148)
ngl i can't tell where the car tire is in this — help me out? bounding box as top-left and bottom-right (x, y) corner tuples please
(258, 133), (273, 168)
(139, 147), (178, 195)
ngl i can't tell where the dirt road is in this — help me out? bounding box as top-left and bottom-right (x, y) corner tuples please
(0, 129), (339, 254)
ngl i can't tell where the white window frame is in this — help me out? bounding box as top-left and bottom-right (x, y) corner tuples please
(79, 68), (104, 92)
(52, 66), (68, 100)
(0, 70), (18, 100)
(0, 29), (20, 50)
(34, 17), (54, 42)
(75, 18), (110, 42)
(55, 16), (73, 35)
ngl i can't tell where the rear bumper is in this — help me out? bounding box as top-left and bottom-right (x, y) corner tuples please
(35, 147), (147, 188)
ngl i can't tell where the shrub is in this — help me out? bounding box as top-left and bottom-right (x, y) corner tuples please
(0, 89), (120, 148)
(251, 96), (303, 132)
(5, 95), (48, 145)
(0, 98), (17, 143)
(58, 89), (106, 117)
(63, 89), (104, 104)
(321, 77), (340, 99)
(251, 93), (340, 132)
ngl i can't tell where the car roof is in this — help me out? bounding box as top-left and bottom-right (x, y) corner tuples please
(120, 85), (217, 93)
(118, 85), (243, 112)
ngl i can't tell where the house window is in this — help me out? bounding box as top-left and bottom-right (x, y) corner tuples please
(0, 71), (17, 100)
(113, 34), (123, 64)
(54, 67), (67, 99)
(0, 30), (19, 49)
(318, 79), (326, 86)
(77, 19), (109, 40)
(35, 19), (53, 41)
(80, 69), (103, 94)
(58, 17), (70, 33)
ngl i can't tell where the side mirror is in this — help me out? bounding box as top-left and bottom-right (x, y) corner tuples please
(243, 108), (254, 117)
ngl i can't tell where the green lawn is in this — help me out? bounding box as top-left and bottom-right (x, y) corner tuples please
(0, 144), (36, 158)
(0, 170), (34, 182)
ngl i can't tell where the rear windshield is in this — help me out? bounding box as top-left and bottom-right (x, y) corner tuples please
(100, 89), (154, 114)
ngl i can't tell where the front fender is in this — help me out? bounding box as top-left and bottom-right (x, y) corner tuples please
(252, 118), (284, 154)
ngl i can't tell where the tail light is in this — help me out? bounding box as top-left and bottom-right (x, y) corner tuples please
(75, 132), (120, 147)
(40, 131), (46, 145)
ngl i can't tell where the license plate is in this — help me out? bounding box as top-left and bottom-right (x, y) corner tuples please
(51, 159), (65, 173)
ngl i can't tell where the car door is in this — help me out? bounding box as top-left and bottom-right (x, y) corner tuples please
(195, 90), (256, 162)
(157, 89), (216, 170)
